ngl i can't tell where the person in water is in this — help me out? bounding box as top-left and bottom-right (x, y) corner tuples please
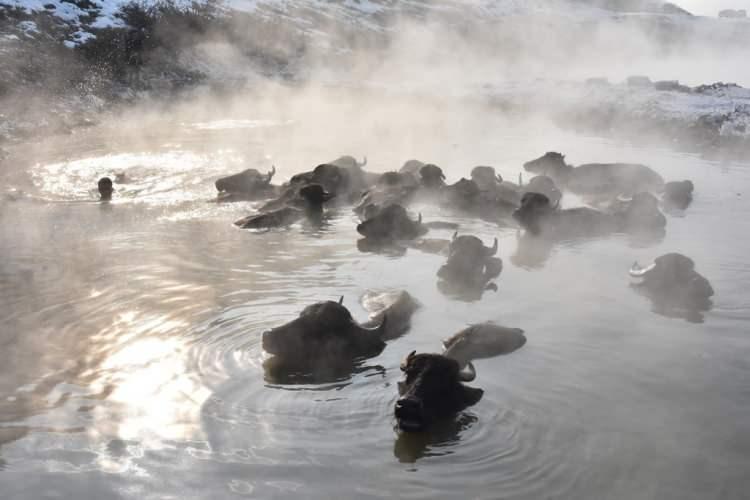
(98, 177), (114, 201)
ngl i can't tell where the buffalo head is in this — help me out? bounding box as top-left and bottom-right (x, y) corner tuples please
(445, 178), (481, 209)
(662, 180), (694, 210)
(512, 192), (555, 234)
(470, 166), (503, 189)
(437, 233), (501, 298)
(526, 175), (562, 208)
(419, 164), (446, 188)
(356, 204), (426, 241)
(523, 152), (567, 176)
(617, 192), (666, 232)
(395, 352), (483, 432)
(630, 253), (713, 312)
(215, 166), (275, 194)
(298, 183), (334, 206)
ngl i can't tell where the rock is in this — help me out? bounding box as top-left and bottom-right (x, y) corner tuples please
(627, 75), (652, 87)
(719, 9), (747, 19)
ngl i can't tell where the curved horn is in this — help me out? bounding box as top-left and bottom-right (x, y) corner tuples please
(400, 350), (416, 371)
(266, 165), (276, 182)
(485, 237), (498, 256)
(440, 172), (446, 180)
(338, 295), (344, 305)
(361, 313), (387, 336)
(496, 173), (504, 183)
(458, 361), (476, 382)
(360, 156), (367, 167)
(629, 261), (656, 278)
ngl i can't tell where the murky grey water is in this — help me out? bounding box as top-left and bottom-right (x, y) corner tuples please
(1, 95), (749, 499)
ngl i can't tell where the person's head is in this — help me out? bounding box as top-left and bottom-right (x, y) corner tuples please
(98, 177), (113, 200)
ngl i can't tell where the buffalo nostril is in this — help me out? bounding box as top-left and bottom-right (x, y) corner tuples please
(395, 397), (422, 417)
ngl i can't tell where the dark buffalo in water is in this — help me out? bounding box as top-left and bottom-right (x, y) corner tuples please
(394, 322), (527, 433)
(258, 162), (354, 213)
(437, 233), (502, 299)
(442, 178), (517, 222)
(356, 204), (427, 241)
(524, 175), (562, 208)
(354, 171), (419, 219)
(630, 253), (713, 321)
(400, 159), (426, 175)
(262, 296), (386, 362)
(418, 164), (447, 190)
(471, 166), (523, 208)
(523, 152), (665, 198)
(262, 291), (419, 377)
(287, 156), (376, 203)
(215, 166), (277, 202)
(394, 352), (483, 432)
(234, 184), (333, 229)
(662, 180), (694, 210)
(512, 192), (665, 238)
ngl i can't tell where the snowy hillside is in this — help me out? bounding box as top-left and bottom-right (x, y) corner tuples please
(1, 0), (749, 155)
(0, 0), (692, 48)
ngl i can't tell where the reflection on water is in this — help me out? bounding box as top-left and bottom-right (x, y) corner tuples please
(393, 413), (478, 464)
(1, 110), (750, 499)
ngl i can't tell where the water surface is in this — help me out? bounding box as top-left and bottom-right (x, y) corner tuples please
(1, 96), (749, 499)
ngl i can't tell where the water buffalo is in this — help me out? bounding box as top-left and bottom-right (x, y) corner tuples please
(419, 164), (447, 189)
(442, 323), (526, 368)
(262, 291), (419, 374)
(400, 159), (426, 175)
(356, 204), (427, 241)
(470, 166), (503, 189)
(512, 192), (665, 238)
(524, 175), (562, 208)
(523, 152), (664, 199)
(98, 177), (113, 201)
(329, 155), (367, 170)
(262, 296), (387, 363)
(394, 352), (482, 432)
(234, 184), (333, 229)
(354, 171), (419, 219)
(662, 180), (694, 210)
(471, 166), (523, 207)
(630, 253), (713, 321)
(442, 178), (516, 223)
(394, 322), (527, 433)
(215, 166), (277, 202)
(437, 233), (502, 299)
(289, 163), (352, 196)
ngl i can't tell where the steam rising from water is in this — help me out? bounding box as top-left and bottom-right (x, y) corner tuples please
(2, 1), (750, 498)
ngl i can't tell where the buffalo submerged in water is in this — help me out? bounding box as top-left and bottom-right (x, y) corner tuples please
(394, 323), (526, 432)
(261, 291), (420, 381)
(437, 233), (502, 299)
(523, 151), (694, 208)
(512, 191), (666, 239)
(215, 165), (278, 202)
(233, 183), (334, 229)
(629, 253), (714, 322)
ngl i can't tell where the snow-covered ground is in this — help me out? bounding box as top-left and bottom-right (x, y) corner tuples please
(0, 0), (694, 48)
(1, 0), (749, 153)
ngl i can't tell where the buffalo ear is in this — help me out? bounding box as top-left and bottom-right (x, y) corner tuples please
(462, 387), (484, 407)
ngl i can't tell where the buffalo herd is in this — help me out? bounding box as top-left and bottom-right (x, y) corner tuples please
(98, 151), (714, 435)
